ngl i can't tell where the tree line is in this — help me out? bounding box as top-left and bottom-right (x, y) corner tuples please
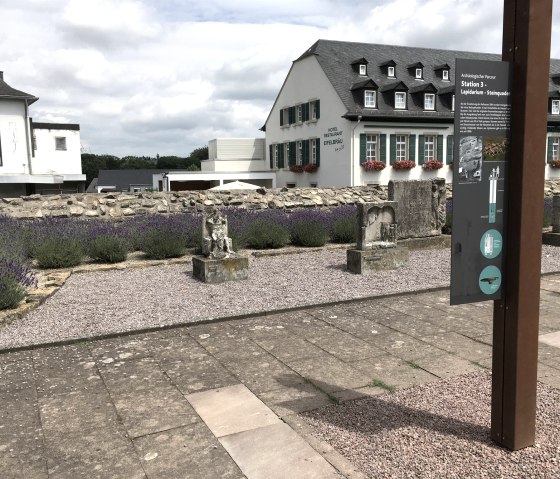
(81, 146), (208, 185)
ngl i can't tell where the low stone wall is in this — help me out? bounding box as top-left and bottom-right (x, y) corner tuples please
(0, 186), (388, 220)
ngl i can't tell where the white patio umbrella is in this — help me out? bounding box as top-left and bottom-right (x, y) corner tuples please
(209, 180), (260, 190)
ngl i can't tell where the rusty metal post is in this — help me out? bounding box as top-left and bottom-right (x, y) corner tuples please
(491, 0), (553, 450)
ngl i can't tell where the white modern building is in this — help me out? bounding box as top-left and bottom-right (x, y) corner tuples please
(0, 72), (86, 197)
(261, 40), (560, 188)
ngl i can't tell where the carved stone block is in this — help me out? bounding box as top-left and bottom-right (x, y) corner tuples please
(192, 255), (249, 284)
(346, 247), (409, 274)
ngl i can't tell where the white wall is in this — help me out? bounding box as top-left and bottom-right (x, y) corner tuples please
(208, 138), (265, 161)
(201, 158), (267, 172)
(266, 55), (351, 188)
(32, 128), (83, 175)
(0, 100), (32, 174)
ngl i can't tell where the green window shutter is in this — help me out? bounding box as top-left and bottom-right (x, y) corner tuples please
(269, 145), (273, 169)
(437, 135), (444, 162)
(390, 134), (396, 164)
(289, 141), (296, 166)
(316, 100), (320, 119)
(418, 135), (425, 165)
(304, 103), (310, 121)
(360, 134), (366, 162)
(408, 134), (416, 163)
(446, 135), (454, 165)
(278, 143), (284, 168)
(547, 137), (554, 163)
(316, 139), (320, 166)
(303, 140), (309, 166)
(380, 134), (386, 162)
(289, 106), (295, 124)
(280, 110), (283, 126)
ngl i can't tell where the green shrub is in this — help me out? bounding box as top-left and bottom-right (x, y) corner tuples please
(330, 216), (357, 243)
(0, 277), (26, 310)
(140, 228), (186, 259)
(35, 238), (84, 268)
(244, 219), (290, 249)
(87, 235), (129, 263)
(290, 220), (329, 247)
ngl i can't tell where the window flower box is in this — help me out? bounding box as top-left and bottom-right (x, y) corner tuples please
(289, 165), (304, 173)
(361, 160), (386, 171)
(423, 160), (444, 170)
(392, 160), (416, 170)
(550, 160), (560, 168)
(303, 164), (318, 173)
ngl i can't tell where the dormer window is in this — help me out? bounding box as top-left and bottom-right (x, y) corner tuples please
(415, 68), (423, 79)
(395, 92), (406, 109)
(552, 100), (560, 115)
(388, 66), (395, 77)
(364, 90), (376, 108)
(359, 64), (367, 76)
(424, 93), (435, 110)
(442, 70), (449, 81)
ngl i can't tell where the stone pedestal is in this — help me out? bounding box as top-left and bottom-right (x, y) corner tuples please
(347, 246), (409, 274)
(192, 255), (249, 283)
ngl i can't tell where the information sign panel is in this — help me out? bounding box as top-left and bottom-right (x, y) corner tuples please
(450, 59), (512, 305)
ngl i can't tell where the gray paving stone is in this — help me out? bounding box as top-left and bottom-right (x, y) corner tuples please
(0, 387), (40, 430)
(287, 354), (372, 393)
(219, 422), (340, 479)
(306, 330), (386, 362)
(0, 428), (47, 479)
(224, 355), (308, 394)
(539, 330), (560, 348)
(377, 336), (446, 362)
(98, 356), (171, 395)
(0, 358), (35, 392)
(350, 353), (439, 390)
(39, 390), (119, 434)
(160, 357), (239, 394)
(413, 353), (483, 378)
(112, 388), (199, 439)
(257, 382), (333, 417)
(418, 331), (493, 361)
(196, 333), (268, 362)
(253, 334), (326, 362)
(45, 427), (145, 479)
(133, 423), (244, 479)
(188, 383), (280, 437)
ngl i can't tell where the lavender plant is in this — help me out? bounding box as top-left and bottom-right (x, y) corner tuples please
(288, 209), (330, 247)
(328, 205), (357, 243)
(240, 210), (290, 249)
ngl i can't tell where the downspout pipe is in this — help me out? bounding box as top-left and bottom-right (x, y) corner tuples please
(351, 115), (362, 186)
(24, 99), (33, 174)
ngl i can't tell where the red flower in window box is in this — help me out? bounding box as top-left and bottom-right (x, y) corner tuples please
(289, 165), (304, 173)
(550, 160), (560, 168)
(303, 164), (318, 173)
(423, 160), (444, 170)
(392, 160), (416, 170)
(361, 160), (386, 171)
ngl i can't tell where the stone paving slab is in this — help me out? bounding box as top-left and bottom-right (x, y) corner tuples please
(539, 330), (560, 348)
(187, 383), (280, 437)
(219, 422), (340, 479)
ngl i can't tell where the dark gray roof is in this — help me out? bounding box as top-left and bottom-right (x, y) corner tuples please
(97, 169), (167, 191)
(0, 72), (38, 104)
(295, 39), (560, 122)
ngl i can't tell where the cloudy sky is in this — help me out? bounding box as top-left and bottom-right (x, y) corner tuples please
(1, 0), (559, 158)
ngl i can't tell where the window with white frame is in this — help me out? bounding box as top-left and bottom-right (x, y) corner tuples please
(364, 90), (376, 108)
(55, 137), (67, 151)
(424, 93), (435, 110)
(310, 101), (317, 120)
(273, 145), (279, 169)
(388, 66), (395, 77)
(311, 139), (317, 164)
(285, 143), (290, 167)
(296, 105), (303, 123)
(552, 137), (559, 161)
(415, 68), (423, 79)
(442, 70), (449, 80)
(552, 100), (560, 115)
(424, 135), (436, 161)
(396, 135), (408, 161)
(366, 135), (378, 161)
(296, 140), (303, 165)
(359, 64), (366, 75)
(395, 92), (406, 109)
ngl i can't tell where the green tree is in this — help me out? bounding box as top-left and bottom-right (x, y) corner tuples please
(81, 153), (121, 186)
(188, 146), (208, 169)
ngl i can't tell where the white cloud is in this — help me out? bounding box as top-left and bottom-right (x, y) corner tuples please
(0, 0), (558, 157)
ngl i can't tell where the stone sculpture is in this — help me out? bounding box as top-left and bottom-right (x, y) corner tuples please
(347, 201), (408, 274)
(202, 209), (233, 259)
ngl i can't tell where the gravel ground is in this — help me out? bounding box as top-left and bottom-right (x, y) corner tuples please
(302, 371), (560, 478)
(1, 245), (560, 350)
